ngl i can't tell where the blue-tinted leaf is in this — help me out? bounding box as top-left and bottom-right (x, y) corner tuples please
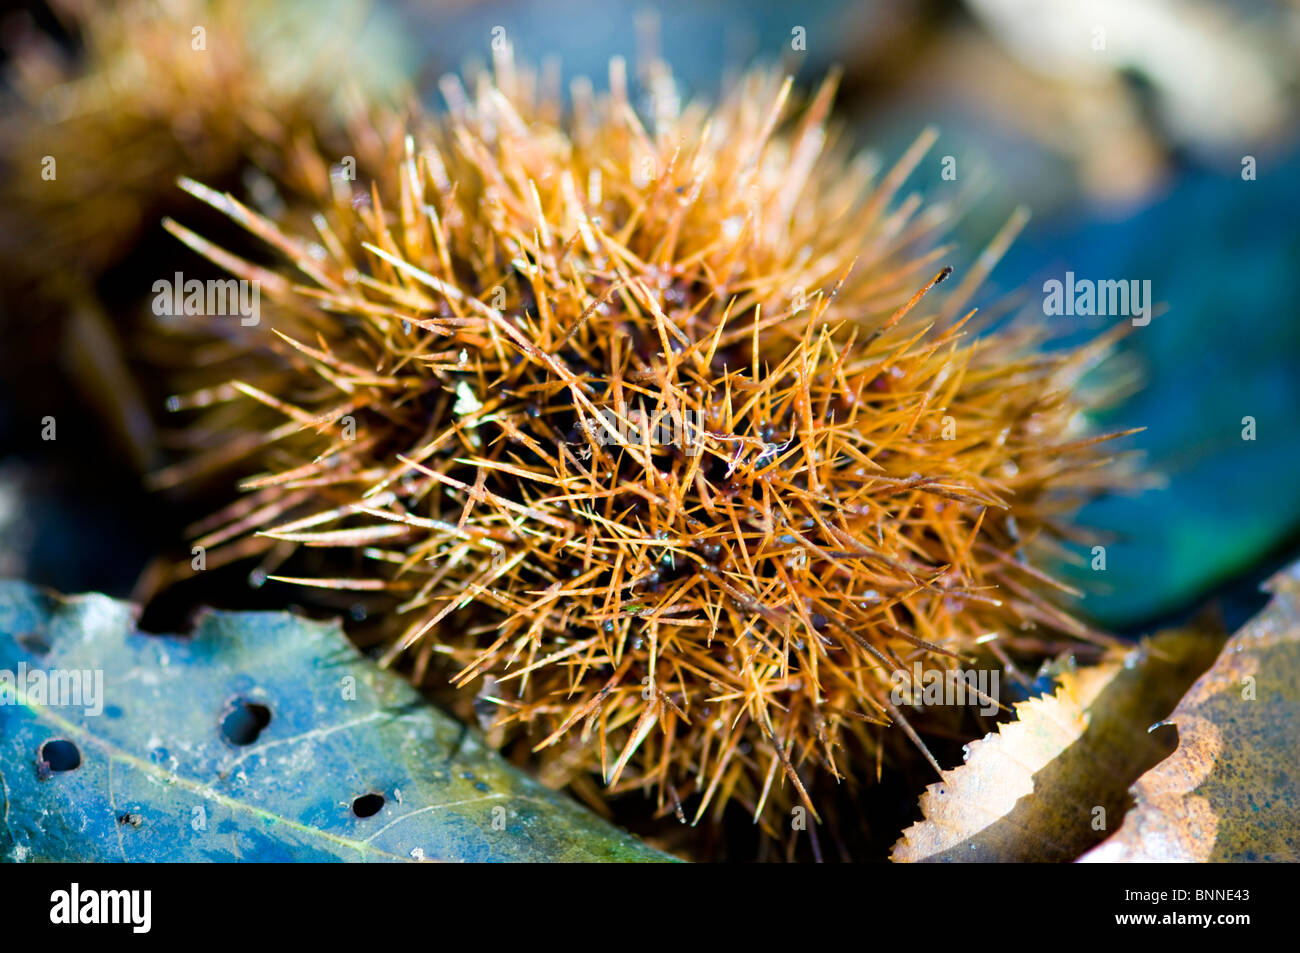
(0, 581), (672, 862)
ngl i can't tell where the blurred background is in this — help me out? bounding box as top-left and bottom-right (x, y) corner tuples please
(1, 0), (1298, 640)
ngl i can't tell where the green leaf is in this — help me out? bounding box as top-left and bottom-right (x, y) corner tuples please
(0, 581), (673, 862)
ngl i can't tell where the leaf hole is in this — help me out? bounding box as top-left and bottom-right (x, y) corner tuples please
(16, 631), (51, 656)
(352, 793), (385, 818)
(220, 698), (272, 746)
(40, 739), (81, 772)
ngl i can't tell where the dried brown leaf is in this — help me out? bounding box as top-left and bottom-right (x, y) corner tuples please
(892, 625), (1225, 862)
(1081, 563), (1300, 862)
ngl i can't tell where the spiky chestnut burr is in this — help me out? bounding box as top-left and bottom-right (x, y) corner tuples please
(162, 50), (1134, 835)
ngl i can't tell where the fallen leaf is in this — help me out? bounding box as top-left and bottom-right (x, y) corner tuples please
(0, 581), (674, 862)
(1080, 563), (1300, 862)
(892, 626), (1224, 862)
